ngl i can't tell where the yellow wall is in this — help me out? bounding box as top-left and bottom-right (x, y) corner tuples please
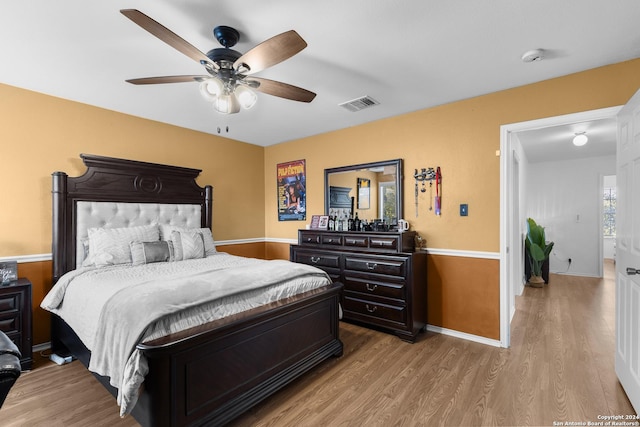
(5, 59), (640, 345)
(0, 83), (265, 256)
(1, 83), (265, 345)
(265, 58), (640, 339)
(265, 59), (640, 250)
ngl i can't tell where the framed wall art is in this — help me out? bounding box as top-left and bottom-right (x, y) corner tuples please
(277, 159), (306, 221)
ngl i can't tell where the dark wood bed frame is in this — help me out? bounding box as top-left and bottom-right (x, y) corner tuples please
(51, 154), (343, 426)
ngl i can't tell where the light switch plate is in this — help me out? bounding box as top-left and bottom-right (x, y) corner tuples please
(460, 204), (468, 216)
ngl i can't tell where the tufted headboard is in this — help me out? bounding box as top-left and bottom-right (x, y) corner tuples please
(52, 154), (213, 282)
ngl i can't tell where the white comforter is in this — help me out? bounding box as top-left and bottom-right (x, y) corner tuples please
(41, 253), (331, 416)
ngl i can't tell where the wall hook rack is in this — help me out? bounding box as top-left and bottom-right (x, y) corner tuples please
(413, 167), (442, 217)
(414, 168), (436, 182)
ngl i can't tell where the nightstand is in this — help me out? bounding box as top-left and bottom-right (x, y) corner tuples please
(0, 278), (32, 370)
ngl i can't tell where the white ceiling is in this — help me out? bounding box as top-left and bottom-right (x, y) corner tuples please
(2, 1), (640, 147)
(517, 117), (618, 163)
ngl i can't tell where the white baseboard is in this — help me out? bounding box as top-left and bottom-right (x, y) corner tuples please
(33, 342), (51, 353)
(427, 324), (502, 348)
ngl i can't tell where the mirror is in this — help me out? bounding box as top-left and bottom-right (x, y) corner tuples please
(325, 159), (403, 229)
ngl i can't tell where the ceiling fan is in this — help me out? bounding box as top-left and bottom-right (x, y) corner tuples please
(120, 9), (316, 114)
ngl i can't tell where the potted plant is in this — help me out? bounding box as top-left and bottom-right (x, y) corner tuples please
(525, 218), (554, 287)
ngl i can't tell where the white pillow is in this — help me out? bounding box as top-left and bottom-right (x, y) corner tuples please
(86, 224), (160, 267)
(170, 230), (205, 261)
(160, 225), (216, 256)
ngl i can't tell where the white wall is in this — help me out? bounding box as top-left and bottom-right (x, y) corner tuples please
(526, 155), (616, 277)
(603, 174), (617, 260)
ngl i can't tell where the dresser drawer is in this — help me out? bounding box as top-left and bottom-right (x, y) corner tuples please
(343, 235), (368, 248)
(291, 249), (341, 269)
(321, 234), (343, 246)
(299, 231), (322, 244)
(0, 313), (20, 334)
(343, 296), (406, 325)
(0, 291), (21, 313)
(343, 275), (405, 300)
(369, 236), (399, 250)
(344, 256), (407, 277)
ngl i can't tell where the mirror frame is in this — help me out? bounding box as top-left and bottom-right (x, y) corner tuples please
(324, 158), (403, 224)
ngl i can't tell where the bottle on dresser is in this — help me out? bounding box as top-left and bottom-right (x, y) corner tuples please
(354, 212), (360, 232)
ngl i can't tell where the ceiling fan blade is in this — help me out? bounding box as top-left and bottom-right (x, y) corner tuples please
(120, 9), (218, 70)
(126, 75), (208, 85)
(247, 77), (316, 103)
(234, 30), (307, 75)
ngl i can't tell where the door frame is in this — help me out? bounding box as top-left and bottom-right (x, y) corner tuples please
(499, 106), (621, 347)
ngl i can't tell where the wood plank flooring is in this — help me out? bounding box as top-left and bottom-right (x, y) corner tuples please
(2, 261), (635, 426)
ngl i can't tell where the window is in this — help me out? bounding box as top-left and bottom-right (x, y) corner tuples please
(603, 186), (616, 237)
(379, 181), (396, 224)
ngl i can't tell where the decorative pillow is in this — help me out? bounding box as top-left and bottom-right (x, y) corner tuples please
(170, 230), (205, 261)
(79, 238), (91, 267)
(130, 240), (174, 266)
(160, 225), (216, 256)
(86, 224), (160, 267)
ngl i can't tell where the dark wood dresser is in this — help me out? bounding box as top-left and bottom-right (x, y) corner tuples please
(290, 230), (427, 342)
(0, 278), (33, 370)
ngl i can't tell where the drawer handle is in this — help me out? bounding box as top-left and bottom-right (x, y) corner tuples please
(365, 304), (377, 313)
(310, 256), (321, 264)
(327, 239), (333, 243)
(305, 237), (313, 242)
(365, 283), (378, 292)
(366, 262), (378, 270)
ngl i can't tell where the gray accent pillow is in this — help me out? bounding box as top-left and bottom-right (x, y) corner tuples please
(130, 240), (174, 266)
(160, 225), (217, 256)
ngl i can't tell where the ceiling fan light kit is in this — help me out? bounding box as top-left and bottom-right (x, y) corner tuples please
(120, 9), (316, 115)
(235, 85), (258, 109)
(199, 78), (223, 101)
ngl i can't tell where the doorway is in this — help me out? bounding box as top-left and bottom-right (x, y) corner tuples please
(499, 106), (621, 347)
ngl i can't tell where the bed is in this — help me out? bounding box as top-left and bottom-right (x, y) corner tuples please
(45, 154), (343, 426)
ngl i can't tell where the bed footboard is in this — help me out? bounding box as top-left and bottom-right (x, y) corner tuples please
(52, 283), (342, 426)
(137, 283), (342, 426)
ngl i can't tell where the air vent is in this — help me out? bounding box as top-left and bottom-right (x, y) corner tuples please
(339, 96), (380, 112)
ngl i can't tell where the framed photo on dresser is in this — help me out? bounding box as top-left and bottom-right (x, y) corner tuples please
(310, 215), (329, 230)
(0, 260), (17, 284)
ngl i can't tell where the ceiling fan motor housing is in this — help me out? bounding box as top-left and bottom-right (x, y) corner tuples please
(206, 48), (242, 66)
(213, 25), (240, 48)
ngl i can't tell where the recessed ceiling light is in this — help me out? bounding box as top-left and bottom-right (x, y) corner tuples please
(573, 132), (588, 146)
(521, 49), (545, 63)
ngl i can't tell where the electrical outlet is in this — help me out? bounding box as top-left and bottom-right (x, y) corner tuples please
(460, 204), (468, 216)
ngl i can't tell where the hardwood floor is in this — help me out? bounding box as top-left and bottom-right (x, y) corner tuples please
(3, 261), (635, 426)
